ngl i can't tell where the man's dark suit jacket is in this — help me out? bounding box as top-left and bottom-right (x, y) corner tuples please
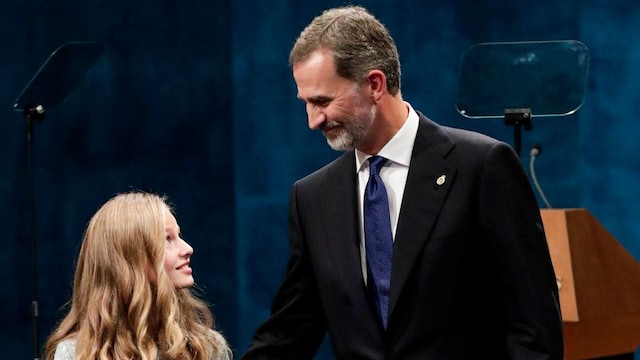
(242, 113), (564, 359)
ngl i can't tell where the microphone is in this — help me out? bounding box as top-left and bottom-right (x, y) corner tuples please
(530, 146), (540, 158)
(529, 145), (552, 209)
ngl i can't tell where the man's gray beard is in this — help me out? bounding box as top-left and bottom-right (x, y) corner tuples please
(326, 131), (357, 151)
(326, 106), (376, 151)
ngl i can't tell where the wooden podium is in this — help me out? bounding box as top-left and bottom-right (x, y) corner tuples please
(541, 209), (640, 359)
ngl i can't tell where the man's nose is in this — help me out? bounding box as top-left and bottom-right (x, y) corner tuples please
(308, 110), (325, 130)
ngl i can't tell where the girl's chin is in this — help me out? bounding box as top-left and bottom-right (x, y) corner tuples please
(174, 277), (195, 289)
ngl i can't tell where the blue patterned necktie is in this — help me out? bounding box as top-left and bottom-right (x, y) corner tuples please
(364, 155), (393, 329)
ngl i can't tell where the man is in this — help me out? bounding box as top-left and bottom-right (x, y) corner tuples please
(242, 5), (563, 359)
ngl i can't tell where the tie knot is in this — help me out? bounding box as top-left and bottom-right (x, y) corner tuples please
(368, 156), (387, 176)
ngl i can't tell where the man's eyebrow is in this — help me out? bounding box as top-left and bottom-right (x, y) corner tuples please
(308, 95), (331, 103)
(296, 94), (332, 104)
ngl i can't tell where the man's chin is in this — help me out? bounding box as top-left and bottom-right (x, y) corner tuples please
(323, 129), (356, 150)
(326, 138), (354, 151)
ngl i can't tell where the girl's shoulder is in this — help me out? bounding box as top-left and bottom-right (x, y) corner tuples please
(211, 329), (233, 360)
(53, 338), (76, 360)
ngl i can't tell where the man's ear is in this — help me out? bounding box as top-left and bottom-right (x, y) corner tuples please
(365, 70), (386, 102)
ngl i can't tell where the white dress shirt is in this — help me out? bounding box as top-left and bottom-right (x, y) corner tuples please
(356, 102), (419, 283)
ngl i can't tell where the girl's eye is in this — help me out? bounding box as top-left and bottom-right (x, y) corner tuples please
(165, 231), (182, 243)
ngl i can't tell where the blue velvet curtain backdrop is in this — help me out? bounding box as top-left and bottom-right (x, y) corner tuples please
(2, 1), (640, 359)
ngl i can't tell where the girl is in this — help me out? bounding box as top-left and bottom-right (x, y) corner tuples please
(45, 191), (232, 360)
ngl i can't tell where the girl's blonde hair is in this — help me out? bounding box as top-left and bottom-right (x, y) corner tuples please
(44, 191), (231, 360)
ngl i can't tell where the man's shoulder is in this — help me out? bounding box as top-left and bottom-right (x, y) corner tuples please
(296, 151), (354, 185)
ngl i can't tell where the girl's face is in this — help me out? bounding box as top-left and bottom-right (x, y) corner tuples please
(163, 209), (194, 288)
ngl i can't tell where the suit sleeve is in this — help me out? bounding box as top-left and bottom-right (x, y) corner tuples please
(241, 183), (327, 360)
(478, 142), (564, 359)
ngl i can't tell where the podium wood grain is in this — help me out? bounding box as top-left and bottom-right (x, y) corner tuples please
(541, 209), (640, 359)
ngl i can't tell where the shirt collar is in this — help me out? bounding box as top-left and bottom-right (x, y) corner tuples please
(356, 102), (419, 172)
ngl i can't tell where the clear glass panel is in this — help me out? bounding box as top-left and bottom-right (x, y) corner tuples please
(456, 40), (590, 119)
(14, 41), (105, 111)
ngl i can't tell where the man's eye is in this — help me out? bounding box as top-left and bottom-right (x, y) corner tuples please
(308, 97), (330, 107)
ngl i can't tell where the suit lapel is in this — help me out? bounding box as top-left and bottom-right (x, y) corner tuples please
(387, 115), (457, 320)
(321, 153), (383, 335)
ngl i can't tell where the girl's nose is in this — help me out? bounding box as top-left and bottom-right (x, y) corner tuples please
(179, 238), (193, 257)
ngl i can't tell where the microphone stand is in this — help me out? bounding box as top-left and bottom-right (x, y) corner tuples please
(25, 104), (45, 360)
(504, 108), (532, 158)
